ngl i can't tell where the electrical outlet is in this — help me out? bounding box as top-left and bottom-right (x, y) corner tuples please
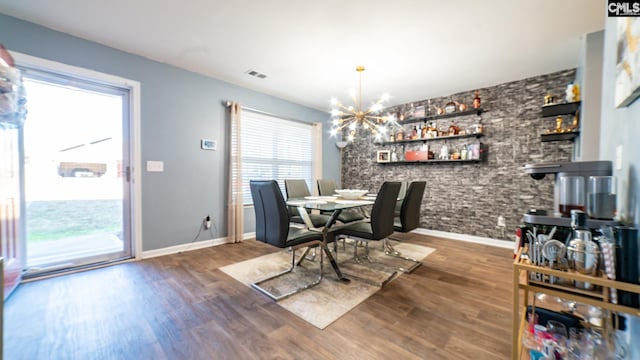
(497, 215), (506, 227)
(204, 215), (211, 229)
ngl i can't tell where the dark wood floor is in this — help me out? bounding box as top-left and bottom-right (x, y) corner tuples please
(4, 234), (514, 360)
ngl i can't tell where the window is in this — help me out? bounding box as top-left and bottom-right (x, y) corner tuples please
(237, 110), (320, 205)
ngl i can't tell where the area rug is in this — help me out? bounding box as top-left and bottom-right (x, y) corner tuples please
(220, 240), (435, 329)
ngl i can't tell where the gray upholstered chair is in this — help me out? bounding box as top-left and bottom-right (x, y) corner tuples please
(249, 180), (324, 301)
(317, 179), (337, 197)
(331, 182), (401, 273)
(284, 179), (331, 228)
(317, 179), (365, 223)
(383, 181), (426, 272)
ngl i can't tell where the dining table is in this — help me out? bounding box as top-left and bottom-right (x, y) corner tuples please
(286, 195), (374, 282)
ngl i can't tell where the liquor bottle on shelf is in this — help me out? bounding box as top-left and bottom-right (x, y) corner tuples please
(473, 90), (481, 109)
(417, 124), (423, 139)
(411, 126), (418, 140)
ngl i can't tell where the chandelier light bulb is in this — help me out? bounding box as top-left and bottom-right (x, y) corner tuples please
(330, 98), (338, 106)
(330, 128), (337, 136)
(347, 133), (355, 142)
(349, 122), (357, 130)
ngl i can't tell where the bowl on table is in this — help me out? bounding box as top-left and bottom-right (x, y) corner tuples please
(334, 189), (368, 200)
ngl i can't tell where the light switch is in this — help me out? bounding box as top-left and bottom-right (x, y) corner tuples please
(147, 160), (164, 172)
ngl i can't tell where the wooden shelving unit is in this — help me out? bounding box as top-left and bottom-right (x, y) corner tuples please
(512, 249), (640, 359)
(539, 102), (581, 143)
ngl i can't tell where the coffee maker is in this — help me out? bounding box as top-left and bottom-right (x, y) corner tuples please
(523, 160), (615, 228)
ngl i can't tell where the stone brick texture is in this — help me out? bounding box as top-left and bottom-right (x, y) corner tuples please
(341, 69), (576, 241)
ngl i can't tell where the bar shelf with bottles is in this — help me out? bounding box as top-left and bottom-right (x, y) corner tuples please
(381, 104), (485, 145)
(512, 209), (639, 359)
(512, 249), (640, 359)
(379, 132), (483, 146)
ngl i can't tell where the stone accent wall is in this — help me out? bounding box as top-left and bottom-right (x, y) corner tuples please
(341, 69), (576, 241)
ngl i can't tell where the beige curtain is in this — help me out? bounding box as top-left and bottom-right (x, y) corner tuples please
(227, 102), (244, 243)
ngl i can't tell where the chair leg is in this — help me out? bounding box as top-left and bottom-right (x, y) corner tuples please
(353, 238), (361, 264)
(296, 247), (317, 267)
(363, 241), (372, 263)
(382, 238), (422, 273)
(251, 244), (323, 301)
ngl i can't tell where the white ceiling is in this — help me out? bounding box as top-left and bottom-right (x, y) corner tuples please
(0, 0), (605, 112)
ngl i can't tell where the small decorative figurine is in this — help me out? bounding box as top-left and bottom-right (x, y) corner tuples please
(473, 90), (481, 109)
(565, 83), (580, 103)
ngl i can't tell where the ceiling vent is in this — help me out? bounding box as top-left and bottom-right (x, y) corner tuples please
(245, 69), (267, 79)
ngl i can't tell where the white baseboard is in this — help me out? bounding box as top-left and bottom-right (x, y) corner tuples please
(141, 232), (256, 259)
(413, 228), (514, 249)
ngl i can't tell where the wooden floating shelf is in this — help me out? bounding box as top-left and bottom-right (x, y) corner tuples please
(380, 159), (482, 165)
(541, 101), (580, 117)
(540, 131), (579, 142)
(380, 133), (483, 146)
(397, 108), (484, 125)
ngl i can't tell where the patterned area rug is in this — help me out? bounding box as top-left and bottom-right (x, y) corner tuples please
(220, 240), (435, 329)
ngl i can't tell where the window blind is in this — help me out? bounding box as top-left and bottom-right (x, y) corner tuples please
(236, 110), (316, 205)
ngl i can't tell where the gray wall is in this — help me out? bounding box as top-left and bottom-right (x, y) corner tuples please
(601, 18), (640, 353)
(575, 30), (605, 161)
(342, 70), (576, 240)
(0, 13), (337, 251)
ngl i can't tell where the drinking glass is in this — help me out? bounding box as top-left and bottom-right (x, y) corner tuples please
(559, 176), (585, 216)
(588, 176), (617, 219)
(546, 320), (568, 355)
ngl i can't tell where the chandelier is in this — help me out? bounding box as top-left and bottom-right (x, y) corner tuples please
(329, 66), (392, 142)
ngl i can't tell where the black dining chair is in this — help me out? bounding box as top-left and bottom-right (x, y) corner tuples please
(393, 181), (409, 217)
(331, 181), (401, 270)
(383, 181), (426, 273)
(284, 179), (331, 228)
(249, 180), (325, 301)
(317, 179), (366, 223)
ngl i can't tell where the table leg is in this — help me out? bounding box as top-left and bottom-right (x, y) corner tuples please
(322, 243), (350, 283)
(321, 209), (350, 282)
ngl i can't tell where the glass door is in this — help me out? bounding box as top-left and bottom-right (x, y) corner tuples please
(20, 68), (133, 276)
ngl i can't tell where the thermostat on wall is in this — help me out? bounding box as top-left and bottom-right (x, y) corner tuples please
(201, 139), (217, 150)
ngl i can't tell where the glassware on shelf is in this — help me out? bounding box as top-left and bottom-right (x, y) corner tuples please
(559, 176), (585, 216)
(587, 176), (617, 220)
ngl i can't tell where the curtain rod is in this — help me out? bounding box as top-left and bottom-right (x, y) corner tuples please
(223, 100), (322, 126)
